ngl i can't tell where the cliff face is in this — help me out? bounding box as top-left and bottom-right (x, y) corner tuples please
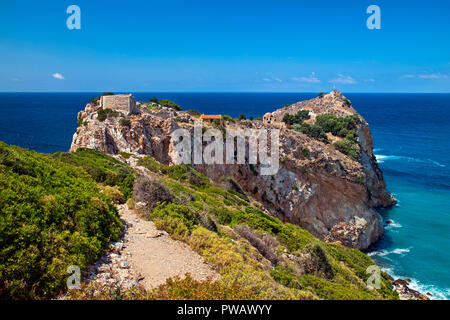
(71, 91), (395, 250)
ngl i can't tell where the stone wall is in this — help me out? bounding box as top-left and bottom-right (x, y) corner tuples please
(100, 94), (138, 116)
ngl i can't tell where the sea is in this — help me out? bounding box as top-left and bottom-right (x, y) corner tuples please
(0, 92), (449, 299)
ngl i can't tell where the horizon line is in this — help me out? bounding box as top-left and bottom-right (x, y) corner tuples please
(1, 91), (450, 94)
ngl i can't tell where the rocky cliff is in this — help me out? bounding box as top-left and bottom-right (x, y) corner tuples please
(71, 91), (396, 250)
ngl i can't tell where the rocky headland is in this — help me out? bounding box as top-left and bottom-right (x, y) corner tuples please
(71, 91), (396, 250)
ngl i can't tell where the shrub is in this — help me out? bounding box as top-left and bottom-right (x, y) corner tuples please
(315, 114), (360, 138)
(318, 92), (324, 98)
(66, 274), (259, 300)
(53, 148), (135, 200)
(239, 113), (246, 120)
(0, 142), (121, 299)
(119, 118), (131, 128)
(118, 152), (132, 159)
(160, 99), (182, 111)
(151, 203), (199, 240)
(186, 109), (201, 117)
(97, 108), (120, 122)
(282, 110), (310, 125)
(133, 176), (174, 214)
(222, 115), (235, 123)
(233, 225), (279, 265)
(293, 123), (328, 141)
(333, 139), (360, 160)
(103, 185), (125, 204)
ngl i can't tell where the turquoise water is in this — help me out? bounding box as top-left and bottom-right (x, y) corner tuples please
(349, 94), (450, 300)
(0, 92), (449, 299)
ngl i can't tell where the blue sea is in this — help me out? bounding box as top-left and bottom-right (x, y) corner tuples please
(0, 92), (449, 299)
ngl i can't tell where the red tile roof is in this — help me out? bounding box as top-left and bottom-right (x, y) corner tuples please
(200, 115), (222, 120)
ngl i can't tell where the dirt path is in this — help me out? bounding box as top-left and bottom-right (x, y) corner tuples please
(117, 204), (219, 289)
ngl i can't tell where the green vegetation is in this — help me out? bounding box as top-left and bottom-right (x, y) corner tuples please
(315, 114), (360, 140)
(66, 274), (259, 300)
(133, 155), (398, 300)
(239, 113), (246, 121)
(159, 99), (182, 111)
(293, 123), (328, 141)
(286, 112), (361, 159)
(119, 118), (131, 128)
(0, 141), (395, 300)
(282, 110), (311, 125)
(53, 148), (135, 200)
(186, 109), (201, 117)
(97, 108), (120, 122)
(334, 139), (360, 161)
(318, 92), (324, 98)
(222, 115), (235, 123)
(0, 142), (122, 299)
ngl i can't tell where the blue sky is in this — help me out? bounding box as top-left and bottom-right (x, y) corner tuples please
(0, 0), (449, 92)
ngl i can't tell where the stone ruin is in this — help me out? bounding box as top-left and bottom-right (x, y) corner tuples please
(100, 94), (139, 116)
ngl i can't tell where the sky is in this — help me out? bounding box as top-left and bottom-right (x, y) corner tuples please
(0, 0), (449, 92)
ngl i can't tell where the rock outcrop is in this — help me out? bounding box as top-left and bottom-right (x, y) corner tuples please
(71, 91), (396, 250)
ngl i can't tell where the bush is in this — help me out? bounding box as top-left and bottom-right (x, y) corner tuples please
(159, 99), (182, 111)
(333, 139), (360, 160)
(233, 225), (279, 265)
(133, 176), (174, 214)
(151, 203), (199, 240)
(315, 114), (360, 139)
(222, 115), (235, 123)
(103, 185), (125, 204)
(186, 109), (201, 117)
(282, 110), (310, 125)
(119, 118), (131, 128)
(53, 148), (135, 200)
(293, 123), (328, 141)
(0, 142), (121, 299)
(239, 113), (246, 120)
(97, 108), (120, 122)
(66, 274), (259, 300)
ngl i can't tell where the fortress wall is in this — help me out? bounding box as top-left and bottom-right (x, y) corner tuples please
(100, 95), (138, 115)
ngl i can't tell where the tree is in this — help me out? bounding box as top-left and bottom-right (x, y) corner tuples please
(239, 113), (246, 120)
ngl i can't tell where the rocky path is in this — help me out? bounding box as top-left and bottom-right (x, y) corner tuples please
(82, 203), (219, 291)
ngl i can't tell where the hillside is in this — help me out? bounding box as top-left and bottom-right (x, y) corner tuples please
(0, 141), (399, 299)
(71, 91), (396, 250)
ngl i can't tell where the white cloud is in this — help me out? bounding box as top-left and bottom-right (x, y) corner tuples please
(262, 77), (283, 83)
(292, 72), (321, 83)
(364, 78), (375, 83)
(52, 73), (65, 80)
(399, 73), (448, 80)
(329, 74), (356, 85)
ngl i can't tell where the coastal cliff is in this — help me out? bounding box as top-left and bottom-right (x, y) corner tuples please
(71, 91), (396, 250)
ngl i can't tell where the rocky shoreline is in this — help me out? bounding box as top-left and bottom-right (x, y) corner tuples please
(387, 275), (430, 300)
